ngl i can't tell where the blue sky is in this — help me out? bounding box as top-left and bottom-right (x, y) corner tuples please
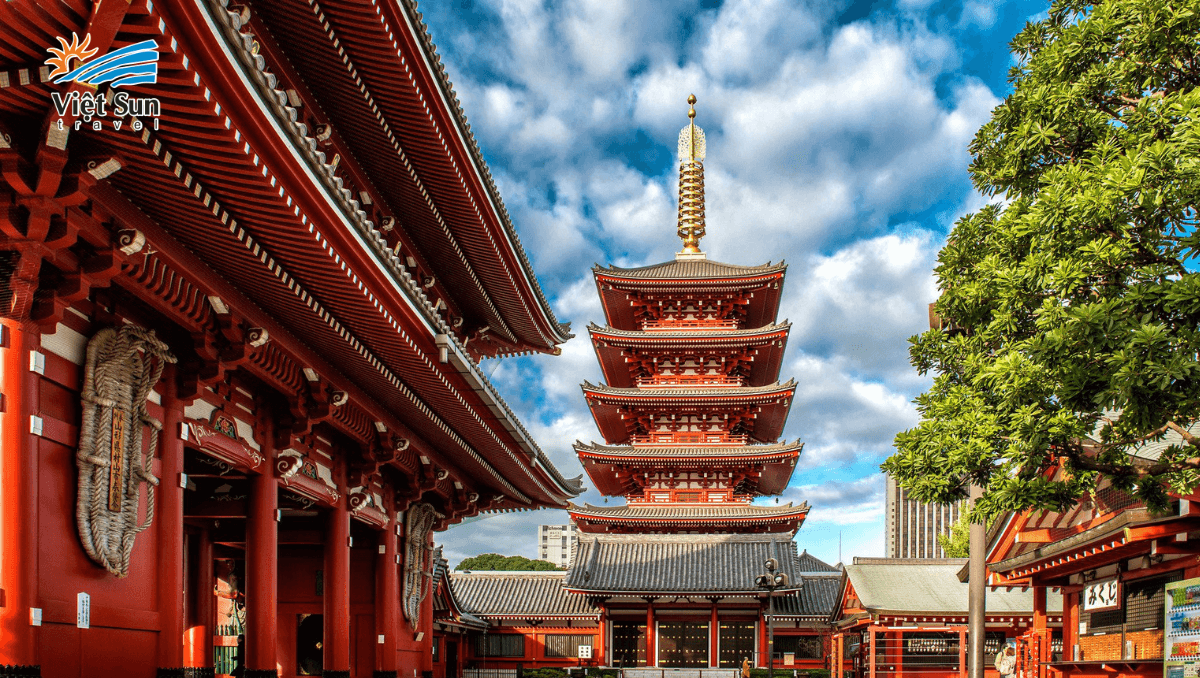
(430, 0), (1048, 567)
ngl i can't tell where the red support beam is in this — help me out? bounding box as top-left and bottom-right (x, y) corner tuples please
(0, 320), (39, 667)
(326, 498), (352, 673)
(157, 365), (186, 671)
(245, 433), (278, 672)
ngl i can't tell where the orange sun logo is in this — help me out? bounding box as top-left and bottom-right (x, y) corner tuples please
(46, 33), (98, 79)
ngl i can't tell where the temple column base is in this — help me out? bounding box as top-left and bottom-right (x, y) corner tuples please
(244, 670), (278, 678)
(0, 666), (40, 677)
(322, 671), (352, 678)
(373, 672), (399, 678)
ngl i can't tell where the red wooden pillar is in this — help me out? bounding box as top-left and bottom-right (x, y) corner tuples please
(325, 498), (352, 673)
(958, 627), (968, 678)
(245, 435), (278, 674)
(376, 516), (399, 675)
(646, 599), (656, 667)
(709, 600), (719, 668)
(869, 626), (879, 678)
(0, 320), (39, 669)
(186, 528), (215, 668)
(157, 364), (186, 671)
(1032, 587), (1047, 678)
(1062, 591), (1078, 661)
(597, 601), (607, 667)
(759, 606), (769, 668)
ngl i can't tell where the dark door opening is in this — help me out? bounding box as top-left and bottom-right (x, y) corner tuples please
(447, 640), (459, 678)
(297, 613), (323, 676)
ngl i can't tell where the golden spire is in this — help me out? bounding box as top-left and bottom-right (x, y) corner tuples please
(676, 94), (707, 259)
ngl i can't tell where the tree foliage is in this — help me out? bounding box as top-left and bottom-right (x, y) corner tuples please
(454, 553), (562, 571)
(884, 0), (1200, 518)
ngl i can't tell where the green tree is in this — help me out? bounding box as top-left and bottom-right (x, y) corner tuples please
(884, 0), (1200, 519)
(937, 515), (972, 558)
(454, 553), (562, 571)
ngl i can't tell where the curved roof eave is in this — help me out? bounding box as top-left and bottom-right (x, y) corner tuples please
(393, 0), (571, 349)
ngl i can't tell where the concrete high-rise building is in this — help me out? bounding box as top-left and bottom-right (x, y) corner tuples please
(537, 524), (578, 568)
(885, 473), (966, 559)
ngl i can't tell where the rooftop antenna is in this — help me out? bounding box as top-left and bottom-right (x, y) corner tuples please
(675, 94), (706, 260)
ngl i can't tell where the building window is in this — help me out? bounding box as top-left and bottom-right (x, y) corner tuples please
(476, 634), (525, 657)
(774, 635), (823, 660)
(545, 634), (596, 658)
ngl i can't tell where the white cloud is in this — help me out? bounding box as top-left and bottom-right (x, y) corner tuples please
(418, 0), (1008, 565)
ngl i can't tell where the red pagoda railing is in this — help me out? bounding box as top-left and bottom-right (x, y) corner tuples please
(638, 375), (743, 387)
(632, 433), (748, 446)
(642, 319), (740, 331)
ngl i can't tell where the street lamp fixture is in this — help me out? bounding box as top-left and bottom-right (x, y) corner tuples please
(755, 558), (792, 678)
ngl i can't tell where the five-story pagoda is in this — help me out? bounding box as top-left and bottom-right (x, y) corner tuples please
(563, 97), (839, 670)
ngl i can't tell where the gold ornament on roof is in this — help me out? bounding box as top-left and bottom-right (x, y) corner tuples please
(676, 94), (706, 258)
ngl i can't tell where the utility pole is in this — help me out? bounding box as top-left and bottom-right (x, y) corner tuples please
(968, 483), (986, 678)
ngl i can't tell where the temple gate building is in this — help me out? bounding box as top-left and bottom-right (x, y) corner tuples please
(0, 2), (582, 677)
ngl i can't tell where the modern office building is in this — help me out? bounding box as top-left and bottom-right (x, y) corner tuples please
(885, 473), (966, 559)
(537, 524), (579, 568)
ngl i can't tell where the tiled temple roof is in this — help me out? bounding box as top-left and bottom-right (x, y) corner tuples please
(564, 534), (806, 594)
(449, 571), (599, 619)
(773, 573), (843, 618)
(844, 559), (1063, 615)
(594, 259), (787, 281)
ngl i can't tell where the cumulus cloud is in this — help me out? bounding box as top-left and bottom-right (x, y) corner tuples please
(416, 0), (1011, 563)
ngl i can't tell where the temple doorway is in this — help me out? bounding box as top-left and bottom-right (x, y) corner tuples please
(612, 622), (647, 666)
(658, 621), (709, 667)
(719, 622), (757, 668)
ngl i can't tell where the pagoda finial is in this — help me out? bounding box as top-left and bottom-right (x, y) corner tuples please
(676, 94), (706, 260)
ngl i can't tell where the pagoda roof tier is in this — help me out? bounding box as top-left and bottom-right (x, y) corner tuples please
(564, 533), (806, 594)
(568, 502), (809, 534)
(588, 322), (790, 388)
(593, 259), (786, 331)
(581, 381), (796, 445)
(573, 440), (803, 496)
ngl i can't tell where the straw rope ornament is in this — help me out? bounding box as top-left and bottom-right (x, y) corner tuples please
(402, 502), (441, 627)
(76, 324), (176, 577)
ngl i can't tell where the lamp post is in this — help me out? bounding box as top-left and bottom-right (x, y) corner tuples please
(755, 558), (790, 678)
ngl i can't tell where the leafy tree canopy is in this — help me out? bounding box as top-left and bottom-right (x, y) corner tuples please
(884, 0), (1200, 519)
(454, 553), (562, 571)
